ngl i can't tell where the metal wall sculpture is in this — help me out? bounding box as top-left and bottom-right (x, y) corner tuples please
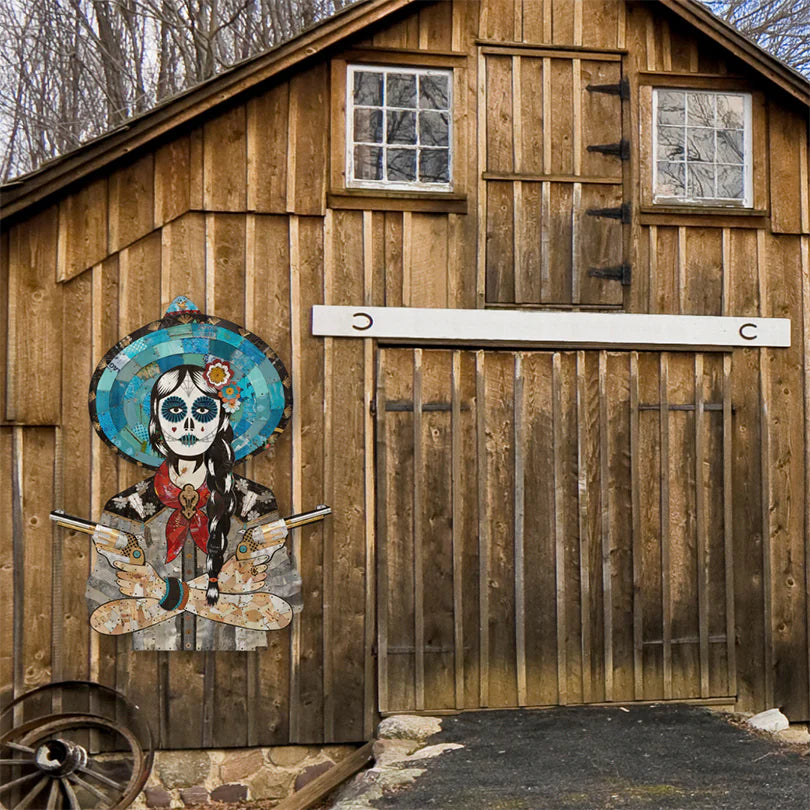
(78, 296), (302, 651)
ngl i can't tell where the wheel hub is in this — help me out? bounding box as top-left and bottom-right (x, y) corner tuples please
(34, 738), (88, 777)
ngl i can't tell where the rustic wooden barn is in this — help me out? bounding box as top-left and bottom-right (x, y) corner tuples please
(2, 0), (810, 751)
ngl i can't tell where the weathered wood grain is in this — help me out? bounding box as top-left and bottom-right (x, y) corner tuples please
(107, 153), (155, 253)
(7, 210), (61, 424)
(203, 104), (248, 211)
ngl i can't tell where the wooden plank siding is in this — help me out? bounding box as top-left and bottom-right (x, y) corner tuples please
(2, 0), (810, 747)
(377, 347), (736, 711)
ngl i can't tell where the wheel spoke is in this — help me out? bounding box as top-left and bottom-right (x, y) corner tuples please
(0, 769), (39, 793)
(68, 773), (111, 806)
(78, 763), (126, 791)
(61, 778), (80, 810)
(15, 776), (51, 810)
(0, 757), (36, 765)
(46, 778), (61, 810)
(2, 741), (35, 754)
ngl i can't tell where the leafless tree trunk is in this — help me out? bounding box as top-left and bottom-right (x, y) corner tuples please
(706, 0), (810, 74)
(0, 0), (355, 181)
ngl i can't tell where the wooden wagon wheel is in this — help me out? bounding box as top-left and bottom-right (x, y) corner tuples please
(0, 682), (153, 810)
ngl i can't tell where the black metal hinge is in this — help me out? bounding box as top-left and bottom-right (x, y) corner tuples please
(586, 201), (632, 223)
(586, 76), (629, 100)
(586, 138), (630, 160)
(588, 263), (632, 285)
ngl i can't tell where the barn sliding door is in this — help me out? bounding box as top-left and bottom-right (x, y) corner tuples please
(376, 348), (736, 713)
(481, 48), (627, 306)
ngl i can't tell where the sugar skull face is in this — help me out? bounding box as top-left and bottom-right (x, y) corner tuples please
(157, 374), (221, 458)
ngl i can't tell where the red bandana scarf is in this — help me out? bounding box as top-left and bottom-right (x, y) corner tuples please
(154, 462), (210, 562)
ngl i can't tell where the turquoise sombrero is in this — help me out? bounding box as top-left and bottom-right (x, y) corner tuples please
(89, 296), (292, 468)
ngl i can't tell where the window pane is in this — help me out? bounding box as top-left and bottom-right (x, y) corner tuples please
(419, 149), (449, 183)
(657, 161), (685, 197)
(419, 75), (449, 109)
(387, 148), (416, 181)
(688, 164), (715, 197)
(387, 110), (416, 144)
(686, 128), (714, 163)
(657, 90), (685, 125)
(716, 129), (744, 164)
(354, 72), (382, 106)
(354, 145), (382, 180)
(420, 111), (449, 146)
(387, 73), (416, 108)
(717, 165), (744, 199)
(657, 126), (685, 160)
(687, 93), (715, 127)
(354, 108), (382, 143)
(717, 95), (744, 129)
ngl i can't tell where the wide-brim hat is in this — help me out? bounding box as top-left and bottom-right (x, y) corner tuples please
(89, 296), (292, 468)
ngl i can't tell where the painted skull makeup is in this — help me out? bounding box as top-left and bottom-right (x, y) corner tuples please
(157, 376), (222, 457)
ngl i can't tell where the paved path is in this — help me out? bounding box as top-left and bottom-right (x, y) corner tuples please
(373, 705), (810, 809)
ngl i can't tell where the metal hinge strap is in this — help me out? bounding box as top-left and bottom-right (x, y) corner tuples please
(588, 263), (632, 286)
(586, 138), (630, 160)
(586, 76), (629, 100)
(585, 201), (632, 223)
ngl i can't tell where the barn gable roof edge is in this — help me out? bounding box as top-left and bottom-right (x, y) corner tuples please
(1, 0), (809, 222)
(0, 0), (418, 221)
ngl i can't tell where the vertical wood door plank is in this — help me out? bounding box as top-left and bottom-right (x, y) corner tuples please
(413, 350), (425, 711)
(629, 352), (644, 700)
(598, 352), (613, 702)
(552, 0), (576, 46)
(694, 354), (710, 698)
(380, 349), (417, 713)
(376, 348), (390, 713)
(476, 350), (490, 707)
(485, 56), (514, 174)
(7, 211), (61, 424)
(659, 354), (672, 699)
(522, 352), (558, 706)
(722, 353), (737, 699)
(519, 58), (544, 176)
(637, 352), (663, 699)
(514, 354), (527, 706)
(451, 351), (466, 707)
(668, 354), (700, 699)
(420, 351), (455, 710)
(553, 353), (568, 705)
(581, 0), (620, 50)
(484, 352), (517, 708)
(485, 182), (516, 303)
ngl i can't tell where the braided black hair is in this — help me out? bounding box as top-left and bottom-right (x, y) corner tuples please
(148, 365), (237, 604)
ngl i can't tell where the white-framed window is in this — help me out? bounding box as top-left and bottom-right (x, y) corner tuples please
(653, 88), (752, 206)
(346, 65), (453, 191)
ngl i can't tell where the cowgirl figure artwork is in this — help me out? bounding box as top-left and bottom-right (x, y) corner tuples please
(86, 296), (300, 651)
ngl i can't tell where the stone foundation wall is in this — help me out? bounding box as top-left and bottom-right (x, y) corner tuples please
(135, 744), (358, 807)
